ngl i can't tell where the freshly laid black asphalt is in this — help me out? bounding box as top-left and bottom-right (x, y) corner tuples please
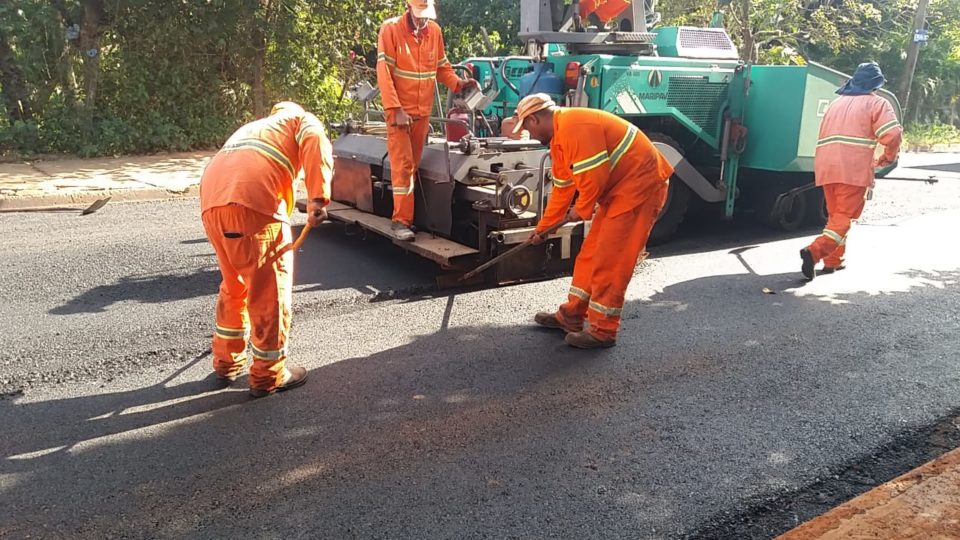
(1, 154), (959, 539)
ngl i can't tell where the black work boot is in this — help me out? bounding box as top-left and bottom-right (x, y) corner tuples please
(820, 264), (846, 275)
(800, 248), (816, 281)
(249, 366), (309, 399)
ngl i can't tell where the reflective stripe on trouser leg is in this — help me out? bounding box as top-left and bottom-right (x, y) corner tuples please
(586, 182), (667, 341)
(821, 229), (843, 244)
(387, 116), (431, 226)
(202, 206), (252, 378)
(246, 219), (294, 391)
(558, 206), (609, 325)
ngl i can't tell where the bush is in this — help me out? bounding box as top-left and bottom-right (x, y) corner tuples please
(0, 0), (398, 158)
(904, 123), (960, 150)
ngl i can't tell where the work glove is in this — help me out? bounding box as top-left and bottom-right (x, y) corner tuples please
(874, 155), (895, 169)
(388, 108), (413, 130)
(307, 199), (328, 227)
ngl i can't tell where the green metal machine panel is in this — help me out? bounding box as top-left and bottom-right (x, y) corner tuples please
(653, 27), (681, 57)
(739, 66), (807, 171)
(598, 57), (738, 148)
(740, 63), (903, 173)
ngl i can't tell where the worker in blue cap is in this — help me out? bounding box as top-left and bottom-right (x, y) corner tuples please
(800, 62), (902, 280)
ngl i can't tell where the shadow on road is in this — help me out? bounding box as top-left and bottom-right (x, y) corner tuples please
(911, 161), (960, 174)
(180, 238), (209, 245)
(48, 268), (223, 315)
(7, 267), (960, 537)
(50, 222), (439, 315)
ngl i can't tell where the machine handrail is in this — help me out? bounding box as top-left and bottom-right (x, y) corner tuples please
(499, 56), (534, 95)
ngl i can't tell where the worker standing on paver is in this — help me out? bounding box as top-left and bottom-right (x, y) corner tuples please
(199, 101), (333, 398)
(513, 94), (674, 349)
(377, 0), (478, 241)
(800, 62), (902, 281)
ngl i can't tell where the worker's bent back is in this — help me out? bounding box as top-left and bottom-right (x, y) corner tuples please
(200, 105), (332, 221)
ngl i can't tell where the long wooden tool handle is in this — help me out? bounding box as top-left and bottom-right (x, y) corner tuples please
(291, 221), (313, 251)
(276, 221), (313, 260)
(460, 220), (569, 282)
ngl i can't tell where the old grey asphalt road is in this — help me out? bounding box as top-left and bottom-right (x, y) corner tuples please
(1, 154), (959, 538)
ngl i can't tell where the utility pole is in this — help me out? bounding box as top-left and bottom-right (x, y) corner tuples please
(899, 0), (930, 117)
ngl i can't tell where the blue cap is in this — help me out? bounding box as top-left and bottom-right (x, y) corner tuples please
(837, 62), (886, 96)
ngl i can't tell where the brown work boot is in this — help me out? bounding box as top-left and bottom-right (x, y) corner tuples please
(391, 221), (415, 242)
(565, 331), (616, 349)
(534, 312), (580, 333)
(249, 366), (309, 399)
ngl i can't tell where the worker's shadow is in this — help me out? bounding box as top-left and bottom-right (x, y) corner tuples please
(7, 267), (960, 537)
(0, 318), (612, 537)
(48, 267), (222, 315)
(49, 223), (438, 315)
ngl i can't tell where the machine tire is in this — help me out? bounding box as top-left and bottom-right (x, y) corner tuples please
(647, 133), (691, 245)
(804, 186), (828, 226)
(763, 187), (808, 231)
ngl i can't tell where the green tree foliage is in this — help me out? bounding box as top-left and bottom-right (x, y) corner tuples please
(0, 0), (400, 156)
(664, 0), (960, 124)
(1, 0), (958, 157)
(437, 0), (519, 58)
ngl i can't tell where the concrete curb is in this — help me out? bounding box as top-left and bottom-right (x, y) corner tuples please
(777, 446), (960, 539)
(0, 186), (198, 212)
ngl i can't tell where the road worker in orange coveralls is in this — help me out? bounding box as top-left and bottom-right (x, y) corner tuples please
(200, 101), (333, 398)
(800, 62), (902, 281)
(513, 94), (674, 349)
(377, 0), (479, 241)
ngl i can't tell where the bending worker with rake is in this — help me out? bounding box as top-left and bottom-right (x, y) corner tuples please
(512, 93), (674, 349)
(199, 101), (333, 398)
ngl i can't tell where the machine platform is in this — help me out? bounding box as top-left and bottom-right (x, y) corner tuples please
(323, 201), (479, 268)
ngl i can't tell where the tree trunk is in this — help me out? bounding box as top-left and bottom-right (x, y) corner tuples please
(740, 0), (754, 63)
(79, 0), (102, 112)
(251, 0), (271, 117)
(0, 24), (32, 121)
(252, 29), (266, 117)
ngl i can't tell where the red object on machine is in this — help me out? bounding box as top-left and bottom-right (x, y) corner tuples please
(564, 61), (581, 89)
(465, 62), (479, 80)
(579, 0), (632, 23)
(446, 110), (471, 142)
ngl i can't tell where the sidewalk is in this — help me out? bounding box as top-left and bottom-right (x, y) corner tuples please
(0, 150), (955, 213)
(0, 152), (212, 211)
(778, 446), (960, 539)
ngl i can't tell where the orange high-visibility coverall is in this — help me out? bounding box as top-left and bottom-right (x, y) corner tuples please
(377, 13), (463, 226)
(580, 0), (632, 23)
(200, 103), (333, 391)
(537, 108), (674, 341)
(807, 95), (902, 268)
